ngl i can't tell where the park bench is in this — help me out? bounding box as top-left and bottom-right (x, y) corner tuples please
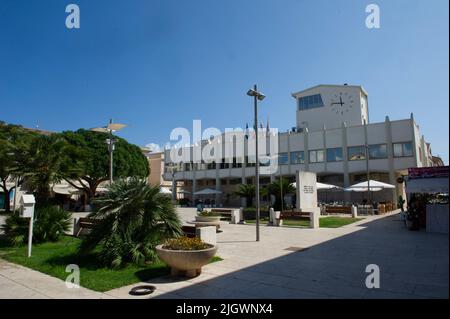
(325, 206), (352, 215)
(279, 210), (310, 220)
(75, 217), (100, 236)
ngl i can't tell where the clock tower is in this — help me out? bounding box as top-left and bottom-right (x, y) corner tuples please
(292, 84), (369, 131)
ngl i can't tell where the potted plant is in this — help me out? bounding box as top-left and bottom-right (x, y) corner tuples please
(156, 237), (217, 277)
(195, 210), (221, 223)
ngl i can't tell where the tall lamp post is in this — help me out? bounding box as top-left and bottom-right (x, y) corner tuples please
(91, 119), (127, 185)
(247, 84), (265, 242)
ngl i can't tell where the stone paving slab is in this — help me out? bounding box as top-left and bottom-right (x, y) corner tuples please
(0, 210), (448, 299)
(0, 259), (113, 299)
(106, 210), (449, 299)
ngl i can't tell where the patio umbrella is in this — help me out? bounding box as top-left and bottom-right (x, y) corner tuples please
(344, 180), (395, 192)
(159, 187), (172, 194)
(289, 182), (341, 190)
(193, 188), (222, 195)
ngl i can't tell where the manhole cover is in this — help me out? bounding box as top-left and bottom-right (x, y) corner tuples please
(129, 285), (156, 296)
(285, 247), (309, 252)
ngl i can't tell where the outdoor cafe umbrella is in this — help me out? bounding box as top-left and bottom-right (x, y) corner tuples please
(159, 187), (172, 195)
(193, 188), (222, 195)
(289, 182), (342, 190)
(345, 180), (395, 204)
(344, 180), (395, 192)
(290, 182), (342, 203)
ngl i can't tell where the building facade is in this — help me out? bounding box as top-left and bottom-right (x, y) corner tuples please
(163, 84), (434, 207)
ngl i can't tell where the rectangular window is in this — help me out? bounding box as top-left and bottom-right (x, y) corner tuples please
(348, 146), (366, 161)
(278, 152), (288, 165)
(309, 150), (324, 163)
(326, 148), (343, 162)
(298, 94), (324, 111)
(290, 151), (304, 164)
(368, 144), (387, 159)
(393, 142), (413, 157)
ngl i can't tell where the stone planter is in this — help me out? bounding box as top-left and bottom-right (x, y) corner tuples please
(195, 215), (221, 223)
(156, 244), (218, 277)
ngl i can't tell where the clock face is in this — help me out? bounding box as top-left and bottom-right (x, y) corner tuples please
(330, 92), (355, 115)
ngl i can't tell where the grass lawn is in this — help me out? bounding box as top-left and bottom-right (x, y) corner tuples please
(0, 236), (222, 292)
(245, 216), (363, 228)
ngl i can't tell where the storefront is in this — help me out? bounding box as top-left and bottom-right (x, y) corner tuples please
(406, 166), (449, 233)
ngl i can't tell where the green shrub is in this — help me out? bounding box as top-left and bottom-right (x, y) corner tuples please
(162, 237), (210, 250)
(1, 206), (71, 247)
(80, 178), (182, 268)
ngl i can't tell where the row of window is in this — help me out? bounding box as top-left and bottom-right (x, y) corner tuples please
(166, 142), (413, 172)
(298, 94), (324, 111)
(278, 142), (413, 165)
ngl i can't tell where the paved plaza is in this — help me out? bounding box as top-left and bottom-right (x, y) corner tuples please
(0, 210), (448, 299)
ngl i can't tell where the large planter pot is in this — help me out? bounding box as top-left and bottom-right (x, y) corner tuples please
(156, 244), (218, 278)
(195, 215), (221, 223)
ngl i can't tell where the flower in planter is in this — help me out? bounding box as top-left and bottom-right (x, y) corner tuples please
(163, 237), (211, 250)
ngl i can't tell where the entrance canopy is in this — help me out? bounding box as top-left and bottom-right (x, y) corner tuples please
(345, 180), (395, 192)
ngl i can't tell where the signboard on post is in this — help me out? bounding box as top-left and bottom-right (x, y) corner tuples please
(19, 194), (35, 257)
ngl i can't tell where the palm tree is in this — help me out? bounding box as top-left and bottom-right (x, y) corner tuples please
(264, 178), (296, 211)
(233, 184), (255, 207)
(80, 178), (182, 268)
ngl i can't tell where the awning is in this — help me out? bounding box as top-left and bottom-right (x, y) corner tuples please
(406, 177), (449, 194)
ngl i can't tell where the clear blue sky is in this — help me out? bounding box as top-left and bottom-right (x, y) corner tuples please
(1, 0), (448, 163)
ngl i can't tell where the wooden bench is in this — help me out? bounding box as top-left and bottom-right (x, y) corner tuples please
(279, 210), (310, 220)
(210, 208), (233, 216)
(76, 217), (100, 236)
(325, 206), (352, 215)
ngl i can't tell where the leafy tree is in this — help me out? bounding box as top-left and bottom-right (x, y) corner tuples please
(233, 184), (256, 207)
(0, 122), (36, 212)
(20, 135), (71, 205)
(264, 178), (296, 211)
(80, 178), (181, 268)
(59, 129), (149, 203)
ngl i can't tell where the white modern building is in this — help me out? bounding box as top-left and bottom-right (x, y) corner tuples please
(163, 84), (434, 207)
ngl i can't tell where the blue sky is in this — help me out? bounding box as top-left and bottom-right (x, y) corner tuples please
(0, 0), (448, 163)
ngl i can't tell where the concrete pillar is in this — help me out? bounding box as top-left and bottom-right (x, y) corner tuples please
(309, 207), (320, 229)
(351, 205), (358, 218)
(196, 226), (216, 245)
(172, 178), (177, 203)
(192, 177), (197, 206)
(342, 122), (351, 203)
(215, 163), (221, 206)
(385, 116), (398, 206)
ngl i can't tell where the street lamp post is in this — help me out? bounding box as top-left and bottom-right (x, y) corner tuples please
(91, 119), (127, 185)
(247, 84), (265, 242)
